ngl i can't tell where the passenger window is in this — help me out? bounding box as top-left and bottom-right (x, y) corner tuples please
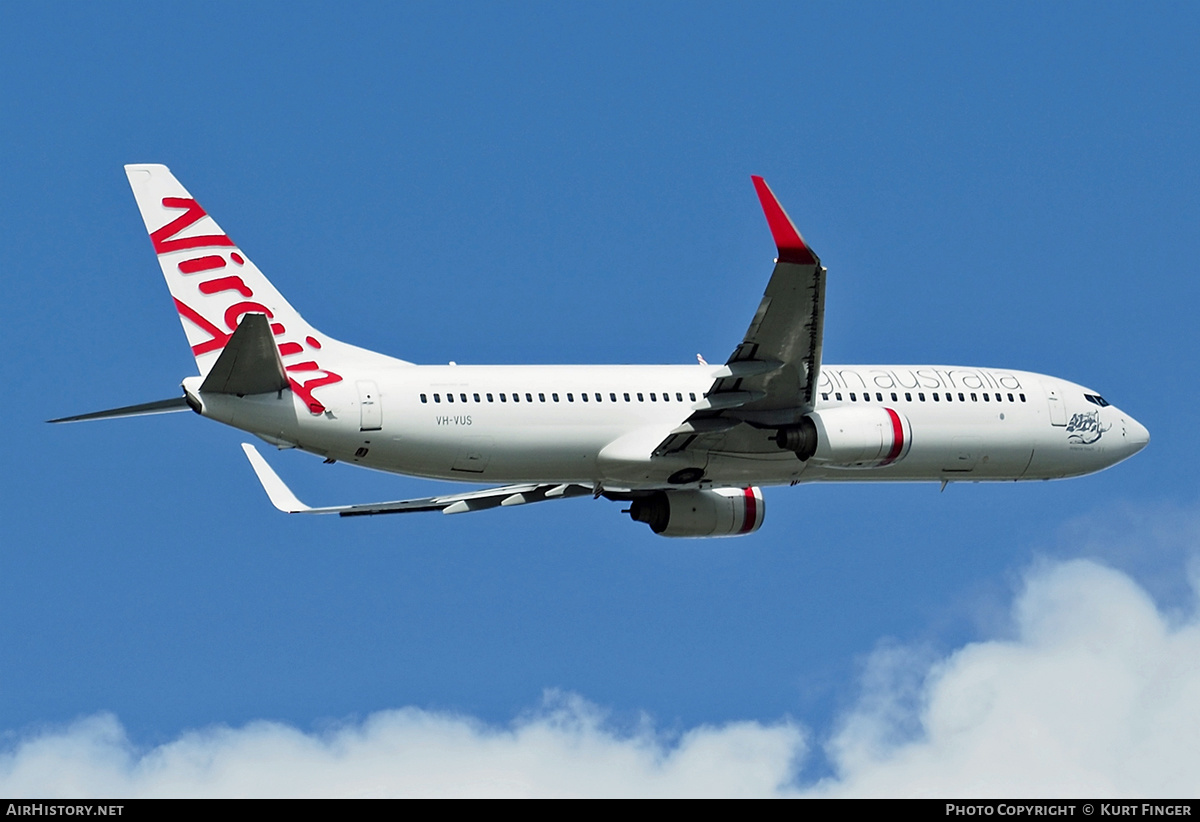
(971, 393), (977, 401)
(624, 393), (630, 402)
(460, 394), (467, 403)
(500, 393), (507, 402)
(918, 393), (925, 401)
(822, 393), (829, 401)
(958, 393), (965, 401)
(983, 393), (989, 402)
(662, 392), (669, 402)
(611, 393), (618, 402)
(420, 394), (427, 403)
(512, 393), (519, 403)
(689, 393), (696, 401)
(526, 393), (533, 402)
(650, 393), (657, 401)
(552, 393), (559, 402)
(876, 392), (883, 401)
(434, 394), (441, 403)
(487, 393), (494, 402)
(676, 393), (683, 401)
(836, 393), (843, 401)
(473, 393), (480, 402)
(1020, 393), (1026, 402)
(945, 392), (952, 402)
(933, 393), (939, 401)
(891, 392), (897, 401)
(637, 393), (644, 402)
(581, 393), (587, 402)
(567, 393), (574, 402)
(539, 393), (545, 402)
(995, 393), (1001, 402)
(1007, 393), (1014, 402)
(850, 393), (857, 401)
(905, 393), (911, 401)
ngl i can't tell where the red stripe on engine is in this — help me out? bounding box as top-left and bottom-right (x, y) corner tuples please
(882, 408), (904, 466)
(740, 487), (757, 533)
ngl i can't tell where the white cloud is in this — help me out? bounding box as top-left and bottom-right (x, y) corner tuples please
(807, 559), (1200, 797)
(3, 559), (1199, 797)
(0, 694), (803, 798)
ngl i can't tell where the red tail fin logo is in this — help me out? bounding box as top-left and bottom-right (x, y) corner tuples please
(155, 196), (342, 413)
(151, 198), (237, 255)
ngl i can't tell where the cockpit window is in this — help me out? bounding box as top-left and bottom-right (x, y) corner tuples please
(1084, 394), (1110, 407)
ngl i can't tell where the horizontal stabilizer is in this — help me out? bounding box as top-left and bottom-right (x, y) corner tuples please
(48, 396), (192, 424)
(199, 314), (289, 395)
(241, 444), (591, 517)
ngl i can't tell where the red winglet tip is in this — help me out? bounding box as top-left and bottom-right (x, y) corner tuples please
(751, 176), (816, 265)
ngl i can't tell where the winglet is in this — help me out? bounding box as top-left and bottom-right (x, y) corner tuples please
(241, 443), (312, 512)
(751, 176), (816, 265)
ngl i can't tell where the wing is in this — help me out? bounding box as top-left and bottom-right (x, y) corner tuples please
(656, 176), (826, 455)
(242, 444), (593, 517)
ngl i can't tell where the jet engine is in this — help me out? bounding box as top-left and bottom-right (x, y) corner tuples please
(775, 406), (911, 468)
(628, 487), (764, 537)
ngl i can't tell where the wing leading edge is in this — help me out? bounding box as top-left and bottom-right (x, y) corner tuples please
(656, 176), (826, 455)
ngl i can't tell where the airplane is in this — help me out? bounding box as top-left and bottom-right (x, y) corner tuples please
(50, 165), (1150, 537)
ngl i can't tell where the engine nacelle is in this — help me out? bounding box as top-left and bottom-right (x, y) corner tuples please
(774, 416), (818, 460)
(805, 405), (912, 468)
(628, 487), (765, 538)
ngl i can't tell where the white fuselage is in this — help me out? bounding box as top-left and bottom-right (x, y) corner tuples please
(185, 359), (1149, 490)
(66, 166), (1148, 535)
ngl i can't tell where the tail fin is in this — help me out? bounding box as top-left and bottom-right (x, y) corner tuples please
(124, 165), (410, 414)
(125, 164), (328, 379)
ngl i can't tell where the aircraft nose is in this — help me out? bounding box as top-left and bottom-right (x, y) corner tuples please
(1125, 415), (1150, 454)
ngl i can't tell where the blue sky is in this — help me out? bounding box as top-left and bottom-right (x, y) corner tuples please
(2, 3), (1198, 796)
